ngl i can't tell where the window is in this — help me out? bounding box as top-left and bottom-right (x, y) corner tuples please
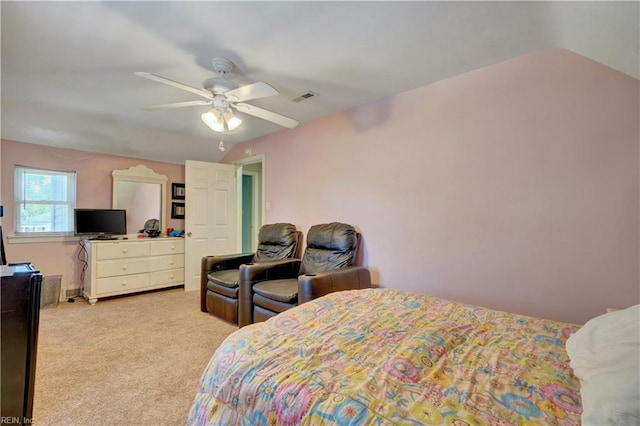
(14, 166), (76, 235)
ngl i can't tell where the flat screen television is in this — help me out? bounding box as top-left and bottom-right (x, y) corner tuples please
(74, 209), (127, 239)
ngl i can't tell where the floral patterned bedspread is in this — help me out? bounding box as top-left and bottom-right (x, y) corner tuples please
(188, 288), (582, 425)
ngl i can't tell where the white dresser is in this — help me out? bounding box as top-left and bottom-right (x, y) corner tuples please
(83, 238), (185, 305)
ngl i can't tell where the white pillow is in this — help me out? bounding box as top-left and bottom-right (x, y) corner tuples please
(566, 304), (640, 426)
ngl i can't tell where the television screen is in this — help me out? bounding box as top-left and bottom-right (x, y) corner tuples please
(74, 209), (127, 238)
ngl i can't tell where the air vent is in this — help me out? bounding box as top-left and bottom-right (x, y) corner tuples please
(292, 91), (319, 103)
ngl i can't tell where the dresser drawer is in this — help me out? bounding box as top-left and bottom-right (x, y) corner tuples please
(149, 239), (184, 256)
(149, 254), (184, 272)
(96, 258), (149, 278)
(95, 242), (149, 260)
(97, 273), (149, 294)
(150, 268), (184, 286)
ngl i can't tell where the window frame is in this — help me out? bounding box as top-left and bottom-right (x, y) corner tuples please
(14, 165), (77, 236)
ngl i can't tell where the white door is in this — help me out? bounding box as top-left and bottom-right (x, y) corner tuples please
(184, 160), (238, 291)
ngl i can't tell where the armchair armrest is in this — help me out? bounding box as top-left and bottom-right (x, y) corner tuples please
(203, 253), (255, 272)
(298, 266), (371, 305)
(238, 259), (301, 327)
(200, 253), (254, 312)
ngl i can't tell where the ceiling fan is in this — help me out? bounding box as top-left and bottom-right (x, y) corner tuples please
(135, 58), (299, 133)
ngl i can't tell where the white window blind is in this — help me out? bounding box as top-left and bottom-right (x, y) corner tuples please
(14, 166), (77, 234)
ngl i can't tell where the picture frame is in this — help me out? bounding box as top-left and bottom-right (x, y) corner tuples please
(171, 202), (185, 219)
(171, 183), (185, 200)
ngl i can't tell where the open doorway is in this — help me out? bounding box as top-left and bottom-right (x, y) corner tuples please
(235, 155), (264, 253)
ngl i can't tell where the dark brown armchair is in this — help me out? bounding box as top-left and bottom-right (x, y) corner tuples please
(201, 223), (301, 324)
(238, 222), (371, 327)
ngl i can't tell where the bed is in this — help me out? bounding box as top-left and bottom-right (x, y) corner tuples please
(187, 288), (638, 425)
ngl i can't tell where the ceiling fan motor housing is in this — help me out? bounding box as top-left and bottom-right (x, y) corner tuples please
(212, 96), (229, 110)
(204, 57), (240, 94)
(211, 57), (233, 74)
(203, 77), (238, 95)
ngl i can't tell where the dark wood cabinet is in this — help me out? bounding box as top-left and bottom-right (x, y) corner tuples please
(1, 263), (42, 425)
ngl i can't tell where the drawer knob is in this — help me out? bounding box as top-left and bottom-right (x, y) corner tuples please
(122, 266), (127, 270)
(122, 282), (127, 286)
(170, 274), (174, 279)
(122, 249), (128, 253)
(169, 261), (174, 265)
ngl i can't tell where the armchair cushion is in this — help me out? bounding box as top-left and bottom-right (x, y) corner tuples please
(300, 222), (358, 274)
(253, 279), (298, 302)
(254, 223), (299, 262)
(253, 294), (298, 314)
(238, 260), (301, 327)
(207, 281), (238, 299)
(208, 270), (240, 288)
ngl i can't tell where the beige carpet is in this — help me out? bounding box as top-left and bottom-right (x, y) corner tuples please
(32, 287), (237, 426)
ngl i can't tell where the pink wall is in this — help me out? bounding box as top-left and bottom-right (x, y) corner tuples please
(1, 140), (185, 294)
(223, 49), (639, 324)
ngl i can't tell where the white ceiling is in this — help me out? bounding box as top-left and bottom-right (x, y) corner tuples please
(2, 1), (638, 165)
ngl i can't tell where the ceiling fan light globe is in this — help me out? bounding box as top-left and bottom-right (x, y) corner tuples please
(226, 116), (242, 131)
(224, 109), (242, 131)
(201, 110), (225, 132)
(214, 115), (226, 132)
(201, 109), (217, 126)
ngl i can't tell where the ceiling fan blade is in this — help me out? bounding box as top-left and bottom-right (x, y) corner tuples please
(141, 100), (212, 111)
(224, 81), (279, 102)
(232, 103), (299, 129)
(135, 72), (213, 100)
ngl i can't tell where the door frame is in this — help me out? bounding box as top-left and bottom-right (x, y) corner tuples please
(233, 154), (265, 251)
(242, 170), (260, 252)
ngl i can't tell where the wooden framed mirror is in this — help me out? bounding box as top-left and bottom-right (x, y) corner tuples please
(112, 165), (167, 235)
